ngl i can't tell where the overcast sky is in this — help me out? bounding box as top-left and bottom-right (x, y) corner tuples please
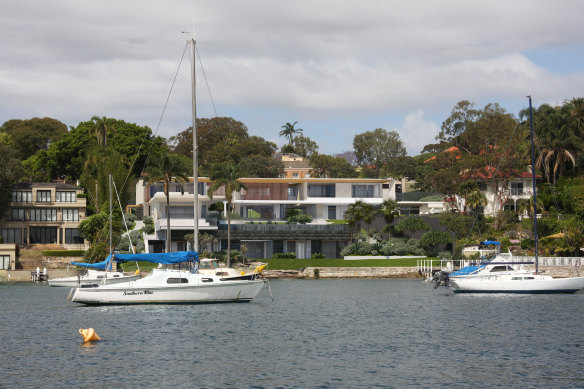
(2, 0), (584, 156)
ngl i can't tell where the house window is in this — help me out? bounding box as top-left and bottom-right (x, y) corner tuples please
(30, 227), (58, 244)
(62, 209), (79, 221)
(12, 191), (32, 202)
(12, 208), (25, 221)
(1, 228), (22, 244)
(0, 255), (10, 270)
(328, 206), (336, 219)
(352, 184), (377, 198)
(30, 209), (57, 222)
(36, 190), (52, 203)
(308, 184), (335, 198)
(292, 173), (299, 179)
(287, 186), (298, 200)
(65, 228), (84, 244)
(511, 182), (523, 196)
(56, 191), (76, 202)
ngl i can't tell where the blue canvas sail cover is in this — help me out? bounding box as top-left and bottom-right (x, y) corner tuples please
(71, 254), (116, 270)
(113, 250), (199, 264)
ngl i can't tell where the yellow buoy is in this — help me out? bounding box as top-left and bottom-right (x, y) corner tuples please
(79, 328), (101, 342)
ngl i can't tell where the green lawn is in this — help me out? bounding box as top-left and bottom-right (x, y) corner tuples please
(118, 257), (438, 272)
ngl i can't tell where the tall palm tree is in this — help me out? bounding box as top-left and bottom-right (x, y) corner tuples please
(379, 199), (399, 239)
(279, 121), (303, 145)
(91, 115), (115, 146)
(466, 189), (487, 215)
(144, 153), (191, 253)
(208, 161), (247, 267)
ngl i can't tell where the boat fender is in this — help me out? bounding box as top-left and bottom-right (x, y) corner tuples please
(79, 328), (101, 342)
(240, 271), (246, 275)
(134, 269), (140, 276)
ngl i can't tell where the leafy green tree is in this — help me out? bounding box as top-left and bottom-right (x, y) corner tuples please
(309, 153), (357, 178)
(0, 138), (23, 210)
(144, 151), (191, 253)
(1, 117), (67, 160)
(208, 162), (247, 267)
(394, 217), (430, 239)
(435, 100), (480, 145)
(78, 210), (123, 262)
(292, 134), (318, 158)
(380, 156), (418, 179)
(420, 230), (452, 257)
(286, 209), (312, 224)
(353, 128), (406, 178)
(279, 121), (303, 145)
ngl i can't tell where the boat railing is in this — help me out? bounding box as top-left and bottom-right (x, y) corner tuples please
(513, 256), (584, 267)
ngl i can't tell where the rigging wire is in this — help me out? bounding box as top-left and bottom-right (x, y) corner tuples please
(196, 45), (217, 117)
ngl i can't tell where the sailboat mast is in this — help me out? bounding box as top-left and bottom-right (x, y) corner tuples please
(528, 96), (539, 274)
(109, 174), (113, 272)
(190, 38), (199, 252)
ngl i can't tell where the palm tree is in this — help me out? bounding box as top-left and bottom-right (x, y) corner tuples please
(379, 199), (399, 239)
(144, 153), (191, 253)
(344, 200), (368, 242)
(279, 121), (303, 145)
(91, 116), (115, 146)
(208, 161), (247, 267)
(466, 189), (487, 215)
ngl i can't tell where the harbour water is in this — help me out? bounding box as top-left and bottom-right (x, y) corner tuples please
(1, 279), (584, 388)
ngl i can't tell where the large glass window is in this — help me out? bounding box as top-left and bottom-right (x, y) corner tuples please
(36, 190), (52, 203)
(62, 209), (79, 221)
(328, 205), (336, 219)
(1, 228), (22, 244)
(352, 185), (377, 198)
(12, 208), (25, 221)
(12, 191), (32, 202)
(30, 227), (57, 244)
(30, 209), (57, 221)
(65, 228), (84, 244)
(308, 184), (335, 198)
(167, 206), (194, 219)
(56, 191), (76, 202)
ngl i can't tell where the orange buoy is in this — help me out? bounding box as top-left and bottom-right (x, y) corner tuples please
(79, 328), (101, 342)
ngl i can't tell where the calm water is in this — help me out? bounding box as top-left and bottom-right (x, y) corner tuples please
(1, 279), (584, 388)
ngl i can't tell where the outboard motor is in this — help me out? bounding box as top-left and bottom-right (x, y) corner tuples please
(430, 270), (450, 289)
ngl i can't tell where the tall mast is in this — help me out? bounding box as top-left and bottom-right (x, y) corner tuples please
(109, 174), (113, 272)
(190, 38), (199, 252)
(528, 96), (539, 274)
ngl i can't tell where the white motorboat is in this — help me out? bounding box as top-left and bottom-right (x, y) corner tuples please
(68, 251), (266, 305)
(49, 268), (141, 287)
(198, 258), (267, 281)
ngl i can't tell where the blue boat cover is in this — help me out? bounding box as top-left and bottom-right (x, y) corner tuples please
(481, 241), (501, 246)
(114, 250), (199, 264)
(71, 251), (199, 269)
(71, 254), (116, 270)
(449, 265), (485, 276)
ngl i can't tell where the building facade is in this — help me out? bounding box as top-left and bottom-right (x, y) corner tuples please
(135, 177), (447, 258)
(0, 182), (88, 249)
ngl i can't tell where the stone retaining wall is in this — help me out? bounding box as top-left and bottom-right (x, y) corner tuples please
(264, 267), (422, 279)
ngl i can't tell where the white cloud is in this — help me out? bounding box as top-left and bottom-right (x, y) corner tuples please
(397, 111), (440, 155)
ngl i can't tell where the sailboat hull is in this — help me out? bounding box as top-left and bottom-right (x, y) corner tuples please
(70, 269), (265, 304)
(450, 274), (584, 294)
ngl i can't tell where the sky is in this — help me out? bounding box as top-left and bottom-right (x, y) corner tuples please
(2, 0), (584, 156)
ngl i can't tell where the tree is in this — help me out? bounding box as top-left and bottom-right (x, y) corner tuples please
(144, 152), (191, 253)
(379, 199), (399, 239)
(520, 101), (582, 185)
(279, 121), (303, 145)
(1, 117), (67, 160)
(0, 137), (23, 210)
(380, 156), (418, 179)
(435, 100), (479, 145)
(353, 128), (406, 178)
(309, 153), (357, 178)
(292, 134), (318, 158)
(91, 116), (115, 146)
(208, 161), (247, 267)
(420, 230), (452, 257)
(394, 217), (430, 239)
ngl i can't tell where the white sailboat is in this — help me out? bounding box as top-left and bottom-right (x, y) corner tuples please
(69, 37), (266, 304)
(446, 96), (584, 294)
